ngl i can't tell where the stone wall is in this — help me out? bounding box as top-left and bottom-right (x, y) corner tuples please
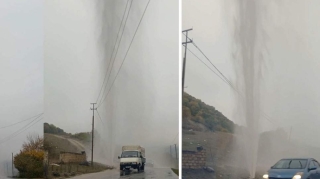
(182, 148), (206, 169)
(59, 151), (86, 163)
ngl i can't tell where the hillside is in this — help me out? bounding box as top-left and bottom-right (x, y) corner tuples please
(182, 92), (235, 133)
(182, 93), (310, 178)
(44, 133), (88, 163)
(44, 123), (92, 143)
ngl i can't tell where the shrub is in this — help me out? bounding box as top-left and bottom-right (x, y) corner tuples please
(14, 150), (44, 178)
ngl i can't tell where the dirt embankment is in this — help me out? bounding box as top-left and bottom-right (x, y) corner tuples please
(44, 133), (114, 179)
(44, 133), (90, 163)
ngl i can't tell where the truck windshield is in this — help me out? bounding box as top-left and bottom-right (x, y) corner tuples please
(121, 151), (138, 158)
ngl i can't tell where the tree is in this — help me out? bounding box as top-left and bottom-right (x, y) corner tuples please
(183, 92), (235, 133)
(44, 122), (67, 135)
(182, 106), (192, 120)
(22, 134), (43, 152)
(14, 134), (44, 178)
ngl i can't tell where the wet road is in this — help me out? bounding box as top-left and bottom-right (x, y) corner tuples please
(71, 167), (178, 179)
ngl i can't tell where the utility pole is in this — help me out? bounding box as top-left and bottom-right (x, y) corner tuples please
(182, 28), (193, 94)
(90, 103), (97, 167)
(12, 153), (13, 177)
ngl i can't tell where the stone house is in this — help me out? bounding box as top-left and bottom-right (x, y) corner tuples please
(59, 151), (87, 163)
(182, 146), (206, 169)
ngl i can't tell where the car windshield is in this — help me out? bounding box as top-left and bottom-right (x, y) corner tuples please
(121, 151), (138, 158)
(272, 159), (307, 169)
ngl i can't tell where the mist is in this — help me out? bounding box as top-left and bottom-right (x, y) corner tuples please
(0, 0), (43, 177)
(227, 0), (320, 178)
(183, 0), (320, 178)
(44, 0), (178, 168)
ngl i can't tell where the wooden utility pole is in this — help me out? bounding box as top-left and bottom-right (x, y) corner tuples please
(90, 103), (97, 167)
(182, 28), (193, 94)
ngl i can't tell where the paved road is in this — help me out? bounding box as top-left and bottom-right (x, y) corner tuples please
(71, 167), (178, 179)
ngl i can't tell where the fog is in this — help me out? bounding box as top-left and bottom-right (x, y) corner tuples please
(0, 0), (43, 177)
(183, 0), (320, 178)
(44, 0), (178, 168)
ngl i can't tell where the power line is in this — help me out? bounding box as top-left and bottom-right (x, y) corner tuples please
(183, 35), (282, 127)
(97, 0), (133, 106)
(96, 0), (132, 104)
(96, 109), (105, 126)
(182, 32), (234, 88)
(99, 1), (133, 103)
(97, 0), (151, 108)
(0, 113), (43, 130)
(0, 114), (43, 143)
(0, 114), (43, 144)
(185, 46), (230, 85)
(193, 43), (234, 88)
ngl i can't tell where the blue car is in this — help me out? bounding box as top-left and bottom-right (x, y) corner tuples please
(263, 158), (320, 179)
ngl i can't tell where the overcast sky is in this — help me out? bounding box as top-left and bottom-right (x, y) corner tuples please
(183, 0), (320, 146)
(44, 0), (178, 166)
(0, 0), (179, 174)
(0, 0), (43, 176)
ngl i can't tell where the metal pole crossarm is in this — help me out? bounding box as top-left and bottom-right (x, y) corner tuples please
(182, 40), (193, 45)
(182, 28), (193, 33)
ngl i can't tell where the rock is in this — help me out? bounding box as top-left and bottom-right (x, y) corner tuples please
(52, 171), (60, 177)
(207, 167), (215, 172)
(71, 172), (76, 176)
(79, 161), (89, 166)
(203, 166), (214, 172)
(196, 146), (203, 151)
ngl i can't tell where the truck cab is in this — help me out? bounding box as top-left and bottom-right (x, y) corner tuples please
(118, 146), (145, 172)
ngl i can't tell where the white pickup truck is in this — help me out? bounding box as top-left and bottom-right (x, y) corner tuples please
(118, 145), (146, 172)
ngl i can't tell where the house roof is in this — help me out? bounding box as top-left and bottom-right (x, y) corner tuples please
(60, 151), (85, 155)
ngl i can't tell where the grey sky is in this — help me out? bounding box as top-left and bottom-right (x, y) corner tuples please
(44, 0), (178, 166)
(183, 0), (236, 124)
(0, 0), (43, 176)
(183, 0), (320, 145)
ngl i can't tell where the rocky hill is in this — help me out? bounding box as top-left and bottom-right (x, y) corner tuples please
(182, 92), (235, 133)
